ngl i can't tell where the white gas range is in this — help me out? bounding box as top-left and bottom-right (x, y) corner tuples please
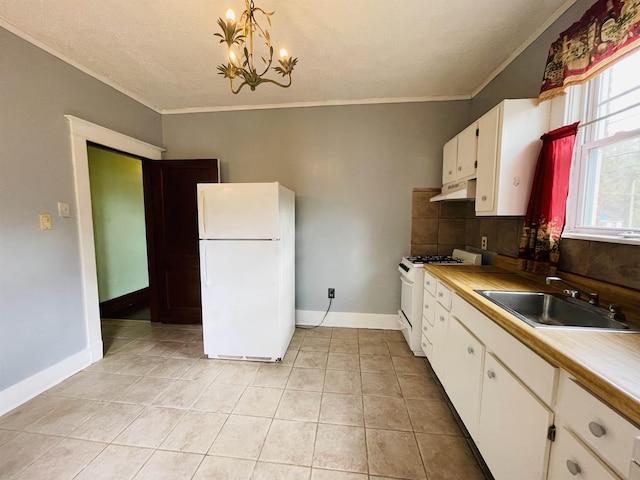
(398, 249), (482, 356)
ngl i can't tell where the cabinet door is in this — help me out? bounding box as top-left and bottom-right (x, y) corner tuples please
(430, 303), (450, 384)
(442, 136), (458, 185)
(478, 353), (554, 480)
(446, 316), (485, 441)
(457, 122), (478, 180)
(475, 105), (500, 213)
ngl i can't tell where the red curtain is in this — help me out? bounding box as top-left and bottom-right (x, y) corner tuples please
(540, 0), (640, 101)
(517, 123), (580, 275)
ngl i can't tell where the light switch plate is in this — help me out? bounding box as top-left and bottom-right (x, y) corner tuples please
(58, 202), (70, 218)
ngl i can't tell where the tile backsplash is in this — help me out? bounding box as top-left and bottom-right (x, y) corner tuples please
(411, 188), (639, 290)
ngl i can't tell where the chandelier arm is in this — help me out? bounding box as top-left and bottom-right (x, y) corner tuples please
(230, 78), (249, 95)
(259, 76), (292, 89)
(258, 54), (274, 77)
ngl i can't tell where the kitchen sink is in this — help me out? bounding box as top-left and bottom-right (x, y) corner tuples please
(474, 290), (639, 332)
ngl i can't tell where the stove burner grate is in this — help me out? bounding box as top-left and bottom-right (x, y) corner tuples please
(406, 255), (463, 264)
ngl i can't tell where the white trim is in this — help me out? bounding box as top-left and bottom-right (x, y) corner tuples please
(161, 95), (472, 114)
(471, 0), (579, 98)
(562, 231), (640, 245)
(65, 115), (164, 372)
(0, 19), (163, 114)
(295, 310), (400, 330)
(0, 347), (92, 417)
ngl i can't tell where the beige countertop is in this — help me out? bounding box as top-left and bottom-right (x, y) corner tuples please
(424, 264), (640, 426)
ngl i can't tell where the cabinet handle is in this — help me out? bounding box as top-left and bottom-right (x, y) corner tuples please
(448, 170), (453, 175)
(438, 292), (443, 297)
(588, 421), (606, 438)
(439, 316), (445, 322)
(458, 166), (462, 171)
(467, 346), (474, 355)
(481, 195), (487, 201)
(487, 370), (496, 379)
(566, 460), (581, 476)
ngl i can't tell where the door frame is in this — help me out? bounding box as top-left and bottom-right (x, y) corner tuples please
(65, 115), (164, 364)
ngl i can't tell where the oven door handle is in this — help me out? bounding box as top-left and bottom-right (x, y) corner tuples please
(400, 276), (413, 287)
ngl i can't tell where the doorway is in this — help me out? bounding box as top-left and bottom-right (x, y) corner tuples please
(87, 145), (151, 321)
(65, 115), (164, 364)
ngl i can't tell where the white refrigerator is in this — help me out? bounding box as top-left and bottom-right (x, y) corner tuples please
(197, 182), (295, 361)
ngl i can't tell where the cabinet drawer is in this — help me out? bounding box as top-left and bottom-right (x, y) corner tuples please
(435, 302), (449, 329)
(422, 291), (435, 326)
(559, 377), (640, 477)
(421, 333), (433, 360)
(422, 316), (434, 343)
(435, 281), (452, 310)
(548, 426), (620, 480)
(424, 272), (437, 297)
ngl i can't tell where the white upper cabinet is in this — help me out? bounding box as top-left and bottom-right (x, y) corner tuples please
(457, 122), (479, 180)
(475, 99), (551, 216)
(442, 136), (458, 185)
(442, 122), (478, 185)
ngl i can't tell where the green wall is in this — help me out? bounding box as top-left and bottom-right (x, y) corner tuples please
(88, 146), (149, 302)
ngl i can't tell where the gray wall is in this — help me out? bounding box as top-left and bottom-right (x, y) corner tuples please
(471, 0), (595, 118)
(162, 102), (470, 314)
(0, 27), (162, 390)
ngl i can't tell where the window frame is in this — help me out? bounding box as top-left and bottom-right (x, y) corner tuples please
(561, 64), (640, 246)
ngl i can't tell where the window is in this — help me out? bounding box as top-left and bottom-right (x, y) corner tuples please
(564, 49), (640, 243)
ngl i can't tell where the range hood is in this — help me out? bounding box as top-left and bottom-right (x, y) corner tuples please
(429, 179), (477, 202)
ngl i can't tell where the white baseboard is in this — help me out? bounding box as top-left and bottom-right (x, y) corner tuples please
(296, 310), (400, 330)
(0, 347), (93, 417)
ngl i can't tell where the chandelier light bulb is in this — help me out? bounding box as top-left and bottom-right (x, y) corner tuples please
(279, 48), (289, 59)
(228, 49), (238, 65)
(225, 9), (235, 22)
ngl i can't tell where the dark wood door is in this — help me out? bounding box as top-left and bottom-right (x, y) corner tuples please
(143, 159), (219, 324)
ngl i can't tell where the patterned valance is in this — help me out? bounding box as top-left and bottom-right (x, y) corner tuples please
(540, 0), (640, 102)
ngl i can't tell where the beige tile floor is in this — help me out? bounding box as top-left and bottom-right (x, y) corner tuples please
(0, 320), (489, 479)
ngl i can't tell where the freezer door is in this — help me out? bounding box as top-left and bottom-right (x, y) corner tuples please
(200, 240), (286, 360)
(198, 183), (281, 239)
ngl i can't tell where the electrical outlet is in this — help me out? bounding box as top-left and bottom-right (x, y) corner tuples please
(328, 288), (335, 299)
(481, 236), (488, 250)
(39, 214), (52, 230)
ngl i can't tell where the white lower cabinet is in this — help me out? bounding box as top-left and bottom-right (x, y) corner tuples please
(430, 302), (450, 383)
(424, 282), (639, 480)
(553, 371), (640, 479)
(477, 353), (554, 480)
(548, 426), (620, 480)
(427, 291), (556, 480)
(445, 316), (485, 441)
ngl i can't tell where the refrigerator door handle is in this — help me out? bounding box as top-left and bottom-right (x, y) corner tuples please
(203, 243), (210, 286)
(199, 190), (207, 237)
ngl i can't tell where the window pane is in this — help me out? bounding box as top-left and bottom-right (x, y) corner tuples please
(581, 133), (640, 229)
(593, 50), (640, 139)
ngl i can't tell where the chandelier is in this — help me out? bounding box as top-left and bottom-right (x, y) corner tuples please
(215, 0), (298, 94)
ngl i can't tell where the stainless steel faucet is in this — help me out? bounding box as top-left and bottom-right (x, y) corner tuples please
(545, 276), (599, 306)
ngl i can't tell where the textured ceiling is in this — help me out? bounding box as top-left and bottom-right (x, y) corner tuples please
(0, 0), (577, 113)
